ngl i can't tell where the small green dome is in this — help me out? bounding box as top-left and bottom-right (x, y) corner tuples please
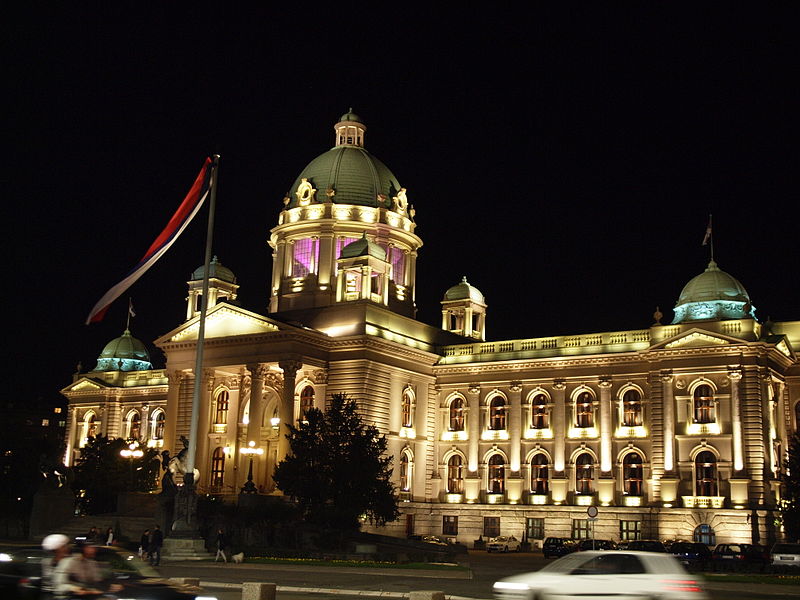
(191, 256), (236, 283)
(443, 277), (485, 304)
(672, 260), (755, 324)
(339, 232), (386, 260)
(94, 329), (152, 372)
(338, 108), (362, 123)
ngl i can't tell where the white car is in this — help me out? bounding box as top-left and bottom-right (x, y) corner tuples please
(493, 550), (708, 599)
(487, 535), (522, 553)
(771, 542), (800, 568)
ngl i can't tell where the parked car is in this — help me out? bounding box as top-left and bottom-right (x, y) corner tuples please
(408, 534), (449, 546)
(578, 539), (617, 551)
(487, 535), (521, 553)
(0, 545), (215, 599)
(669, 541), (712, 569)
(493, 550), (708, 600)
(711, 543), (769, 571)
(771, 542), (800, 570)
(542, 537), (578, 558)
(626, 540), (667, 552)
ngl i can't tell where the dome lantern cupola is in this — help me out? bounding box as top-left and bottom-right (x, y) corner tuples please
(334, 108), (366, 148)
(186, 256), (239, 321)
(441, 276), (487, 340)
(672, 260), (755, 324)
(94, 329), (153, 372)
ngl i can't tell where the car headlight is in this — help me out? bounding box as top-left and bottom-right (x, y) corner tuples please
(0, 553), (12, 562)
(493, 582), (529, 590)
(195, 597), (219, 600)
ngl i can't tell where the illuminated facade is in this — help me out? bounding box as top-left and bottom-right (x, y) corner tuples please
(62, 112), (800, 545)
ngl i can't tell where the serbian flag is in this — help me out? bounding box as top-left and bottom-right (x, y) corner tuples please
(86, 157), (215, 324)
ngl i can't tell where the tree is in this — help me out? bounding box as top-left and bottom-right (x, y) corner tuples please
(782, 431), (800, 541)
(273, 393), (400, 531)
(72, 435), (160, 514)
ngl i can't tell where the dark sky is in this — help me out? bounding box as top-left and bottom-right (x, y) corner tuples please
(5, 6), (799, 402)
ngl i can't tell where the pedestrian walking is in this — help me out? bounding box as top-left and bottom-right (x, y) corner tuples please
(148, 525), (163, 566)
(40, 533), (71, 596)
(214, 528), (228, 563)
(139, 529), (150, 560)
(105, 527), (114, 545)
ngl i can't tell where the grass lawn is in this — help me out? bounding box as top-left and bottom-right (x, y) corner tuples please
(701, 573), (800, 586)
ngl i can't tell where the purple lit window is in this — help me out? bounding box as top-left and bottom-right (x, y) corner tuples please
(336, 237), (357, 258)
(390, 247), (406, 283)
(292, 238), (318, 277)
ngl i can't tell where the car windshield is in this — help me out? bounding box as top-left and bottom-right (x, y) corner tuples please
(492, 537), (509, 542)
(773, 544), (800, 553)
(94, 548), (159, 578)
(538, 553), (595, 573)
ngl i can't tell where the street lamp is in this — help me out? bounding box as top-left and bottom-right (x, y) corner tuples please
(120, 441), (143, 488)
(240, 441), (264, 494)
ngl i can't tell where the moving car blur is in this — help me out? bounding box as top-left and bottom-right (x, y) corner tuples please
(493, 550), (708, 600)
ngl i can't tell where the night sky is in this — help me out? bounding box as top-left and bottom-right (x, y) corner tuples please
(6, 6), (799, 403)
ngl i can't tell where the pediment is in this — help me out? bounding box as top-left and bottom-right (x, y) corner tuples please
(649, 327), (744, 351)
(156, 303), (281, 344)
(61, 377), (107, 393)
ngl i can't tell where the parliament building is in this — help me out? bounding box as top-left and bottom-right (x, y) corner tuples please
(62, 111), (800, 546)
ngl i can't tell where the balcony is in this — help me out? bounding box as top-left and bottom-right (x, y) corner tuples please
(528, 493), (549, 505)
(682, 495), (724, 508)
(574, 493), (596, 506)
(485, 492), (505, 504)
(622, 495), (643, 507)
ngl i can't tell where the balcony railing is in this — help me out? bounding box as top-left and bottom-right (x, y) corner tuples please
(682, 495), (724, 508)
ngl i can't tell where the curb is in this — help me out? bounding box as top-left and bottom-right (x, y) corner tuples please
(201, 581), (487, 600)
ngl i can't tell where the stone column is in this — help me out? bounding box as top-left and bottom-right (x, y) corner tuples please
(278, 360), (302, 462)
(140, 404), (150, 444)
(246, 364), (265, 446)
(508, 382), (522, 472)
(729, 369), (745, 472)
(65, 406), (78, 466)
(467, 384), (481, 472)
(661, 372), (675, 473)
(431, 385), (443, 500)
(599, 378), (613, 473)
(195, 369), (215, 487)
(552, 380), (566, 472)
(163, 370), (183, 455)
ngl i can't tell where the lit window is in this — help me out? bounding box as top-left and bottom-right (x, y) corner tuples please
(300, 386), (314, 423)
(54, 407), (62, 414)
(575, 453), (594, 494)
(400, 452), (411, 491)
(576, 392), (594, 428)
(489, 396), (506, 430)
(531, 454), (549, 494)
(526, 517), (545, 540)
(623, 453), (643, 495)
(488, 454), (505, 493)
(622, 390), (643, 427)
(619, 520), (642, 541)
(449, 397), (465, 431)
(484, 516), (500, 538)
(210, 447), (225, 488)
(401, 391), (413, 428)
(390, 247), (406, 283)
(695, 451), (717, 496)
(41, 419), (50, 427)
(571, 519), (591, 539)
(443, 515), (458, 536)
(531, 393), (548, 429)
(151, 411), (165, 440)
(291, 238), (318, 277)
(447, 455), (464, 493)
(127, 412), (140, 440)
(215, 390), (229, 425)
(693, 523), (715, 545)
(693, 385), (715, 424)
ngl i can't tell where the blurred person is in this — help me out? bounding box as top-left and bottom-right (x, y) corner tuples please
(149, 525), (163, 566)
(85, 526), (101, 544)
(53, 541), (121, 598)
(40, 534), (71, 596)
(139, 528), (150, 560)
(215, 528), (228, 563)
(105, 527), (114, 545)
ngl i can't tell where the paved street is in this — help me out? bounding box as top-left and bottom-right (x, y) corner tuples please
(158, 550), (798, 600)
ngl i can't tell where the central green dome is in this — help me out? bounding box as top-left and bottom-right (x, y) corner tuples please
(94, 329), (153, 372)
(672, 260), (755, 323)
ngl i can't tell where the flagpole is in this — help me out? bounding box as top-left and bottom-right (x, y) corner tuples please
(186, 154), (220, 479)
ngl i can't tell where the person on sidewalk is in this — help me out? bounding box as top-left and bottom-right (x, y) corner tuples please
(139, 528), (150, 560)
(214, 528), (228, 563)
(149, 525), (163, 566)
(105, 526), (114, 546)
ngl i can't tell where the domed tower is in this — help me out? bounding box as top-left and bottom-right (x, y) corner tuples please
(441, 277), (487, 340)
(269, 110), (422, 317)
(672, 260), (756, 324)
(94, 329), (153, 372)
(185, 256), (239, 321)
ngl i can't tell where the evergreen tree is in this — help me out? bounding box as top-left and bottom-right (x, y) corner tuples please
(273, 393), (400, 531)
(782, 431), (800, 541)
(72, 435), (159, 514)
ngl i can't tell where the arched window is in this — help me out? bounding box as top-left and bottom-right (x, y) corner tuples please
(210, 447), (225, 487)
(151, 410), (165, 440)
(447, 455), (464, 493)
(489, 396), (506, 430)
(693, 524), (716, 545)
(400, 452), (411, 491)
(695, 451), (717, 496)
(300, 386), (315, 423)
(576, 392), (594, 427)
(622, 389), (643, 427)
(86, 413), (98, 439)
(794, 401), (800, 431)
(531, 454), (549, 494)
(127, 412), (140, 440)
(488, 454), (505, 493)
(693, 384), (715, 424)
(215, 390), (229, 425)
(576, 453), (594, 495)
(531, 394), (548, 429)
(449, 397), (465, 431)
(401, 390), (413, 428)
(623, 453), (643, 495)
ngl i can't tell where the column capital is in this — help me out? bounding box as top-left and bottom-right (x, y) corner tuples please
(660, 370), (674, 383)
(727, 368), (743, 381)
(247, 363), (269, 379)
(598, 377), (613, 389)
(167, 370), (185, 384)
(313, 369), (328, 384)
(279, 360), (303, 378)
(468, 384), (481, 395)
(552, 379), (566, 391)
(509, 381), (523, 393)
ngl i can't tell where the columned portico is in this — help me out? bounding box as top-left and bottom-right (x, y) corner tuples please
(278, 360), (302, 462)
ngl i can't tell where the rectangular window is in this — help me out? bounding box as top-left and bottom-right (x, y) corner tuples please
(571, 519), (591, 539)
(526, 517), (545, 540)
(484, 516), (500, 538)
(390, 247), (406, 283)
(54, 407), (62, 414)
(619, 520), (642, 541)
(443, 515), (458, 536)
(41, 419), (49, 426)
(291, 238), (318, 277)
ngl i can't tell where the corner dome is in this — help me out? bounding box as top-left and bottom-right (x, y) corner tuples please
(444, 277), (485, 304)
(672, 260), (755, 324)
(191, 256), (236, 283)
(340, 232), (387, 260)
(285, 112), (404, 210)
(94, 329), (153, 372)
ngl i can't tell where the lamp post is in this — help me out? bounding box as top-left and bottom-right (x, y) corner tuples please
(240, 441), (264, 494)
(120, 441), (143, 488)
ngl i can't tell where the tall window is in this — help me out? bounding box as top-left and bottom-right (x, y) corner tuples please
(489, 396), (506, 430)
(400, 452), (411, 491)
(619, 520), (642, 541)
(401, 391), (413, 428)
(127, 412), (140, 440)
(571, 519), (591, 539)
(447, 455), (464, 493)
(531, 454), (549, 494)
(151, 410), (165, 440)
(484, 516), (500, 538)
(443, 515), (458, 536)
(531, 393), (548, 429)
(390, 247), (406, 284)
(449, 397), (465, 431)
(300, 386), (314, 422)
(695, 451), (717, 496)
(623, 453), (643, 495)
(576, 392), (594, 427)
(291, 238), (318, 277)
(694, 524), (716, 545)
(576, 453), (594, 494)
(488, 454), (505, 493)
(210, 447), (225, 487)
(693, 384), (715, 424)
(622, 389), (643, 426)
(215, 390), (229, 425)
(526, 517), (545, 540)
